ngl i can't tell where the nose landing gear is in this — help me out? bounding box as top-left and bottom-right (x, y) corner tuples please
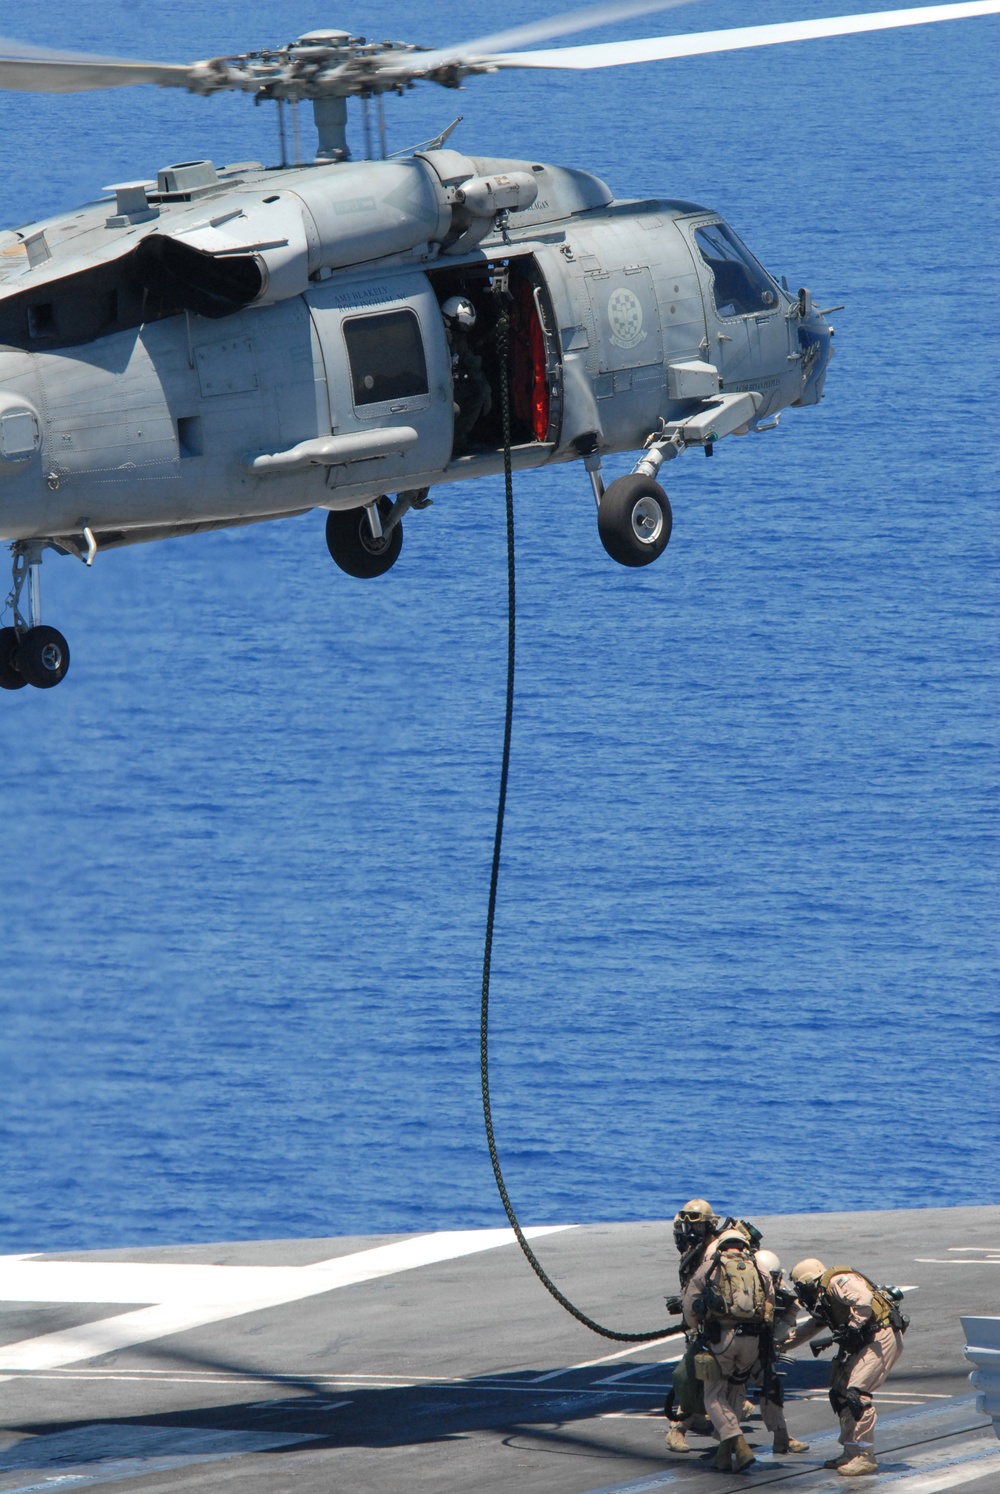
(1, 543), (71, 691)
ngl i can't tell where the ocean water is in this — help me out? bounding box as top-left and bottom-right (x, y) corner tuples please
(1, 1), (997, 1255)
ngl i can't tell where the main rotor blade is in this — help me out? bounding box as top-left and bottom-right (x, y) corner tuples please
(413, 0), (700, 69)
(0, 37), (192, 92)
(488, 0), (1000, 69)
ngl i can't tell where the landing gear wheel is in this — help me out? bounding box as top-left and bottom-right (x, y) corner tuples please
(598, 474), (672, 567)
(17, 625), (70, 688)
(0, 626), (26, 690)
(325, 497), (403, 579)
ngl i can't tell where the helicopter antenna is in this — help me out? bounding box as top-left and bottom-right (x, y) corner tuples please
(388, 115), (464, 160)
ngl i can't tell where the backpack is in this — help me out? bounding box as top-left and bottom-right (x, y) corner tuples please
(703, 1242), (768, 1323)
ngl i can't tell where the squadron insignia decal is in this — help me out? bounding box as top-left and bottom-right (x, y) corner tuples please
(607, 288), (647, 350)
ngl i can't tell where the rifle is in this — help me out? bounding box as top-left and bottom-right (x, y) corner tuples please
(759, 1324), (782, 1404)
(810, 1323), (872, 1359)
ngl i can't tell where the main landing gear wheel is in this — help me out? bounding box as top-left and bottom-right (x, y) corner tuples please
(16, 625), (70, 688)
(0, 626), (26, 689)
(325, 496), (402, 578)
(598, 474), (672, 567)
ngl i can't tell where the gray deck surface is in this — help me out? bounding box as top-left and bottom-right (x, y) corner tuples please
(1, 1206), (997, 1492)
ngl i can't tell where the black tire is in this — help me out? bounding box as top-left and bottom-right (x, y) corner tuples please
(325, 497), (403, 579)
(0, 626), (27, 690)
(17, 625), (70, 689)
(597, 474), (672, 567)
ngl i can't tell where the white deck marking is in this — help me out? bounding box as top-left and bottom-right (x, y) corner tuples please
(594, 1363), (666, 1384)
(0, 1226), (572, 1375)
(580, 1472), (679, 1494)
(876, 1445), (1000, 1490)
(0, 1426), (319, 1494)
(913, 1259), (1000, 1265)
(530, 1334), (684, 1381)
(582, 1432), (1000, 1494)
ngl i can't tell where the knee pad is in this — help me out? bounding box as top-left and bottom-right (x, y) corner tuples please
(844, 1388), (867, 1422)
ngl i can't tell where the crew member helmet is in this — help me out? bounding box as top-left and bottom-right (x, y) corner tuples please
(673, 1198), (719, 1253)
(757, 1249), (782, 1279)
(790, 1257), (826, 1307)
(442, 295), (476, 328)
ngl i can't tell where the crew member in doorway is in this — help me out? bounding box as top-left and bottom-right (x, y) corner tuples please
(441, 295), (492, 446)
(752, 1250), (810, 1456)
(786, 1259), (908, 1478)
(681, 1220), (774, 1472)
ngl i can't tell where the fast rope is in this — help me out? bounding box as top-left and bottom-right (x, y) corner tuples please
(481, 270), (672, 1342)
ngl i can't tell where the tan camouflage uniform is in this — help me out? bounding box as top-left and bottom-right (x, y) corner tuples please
(683, 1230), (775, 1443)
(787, 1269), (904, 1459)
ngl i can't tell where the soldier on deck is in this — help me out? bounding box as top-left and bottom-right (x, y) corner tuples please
(681, 1221), (774, 1473)
(664, 1199), (720, 1452)
(753, 1249), (810, 1456)
(787, 1258), (908, 1478)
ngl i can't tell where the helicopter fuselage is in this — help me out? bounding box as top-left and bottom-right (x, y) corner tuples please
(0, 146), (832, 688)
(0, 149), (832, 548)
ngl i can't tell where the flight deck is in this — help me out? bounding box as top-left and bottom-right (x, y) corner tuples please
(0, 1205), (997, 1493)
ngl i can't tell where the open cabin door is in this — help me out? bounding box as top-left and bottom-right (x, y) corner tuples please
(428, 255), (560, 461)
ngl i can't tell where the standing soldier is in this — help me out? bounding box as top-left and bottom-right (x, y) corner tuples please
(664, 1199), (720, 1453)
(682, 1222), (775, 1472)
(753, 1250), (810, 1456)
(787, 1258), (908, 1478)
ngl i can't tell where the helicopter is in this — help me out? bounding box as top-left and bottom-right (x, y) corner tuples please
(0, 1), (997, 690)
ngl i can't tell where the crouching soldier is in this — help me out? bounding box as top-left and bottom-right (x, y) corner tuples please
(753, 1250), (810, 1456)
(788, 1259), (908, 1478)
(683, 1223), (774, 1473)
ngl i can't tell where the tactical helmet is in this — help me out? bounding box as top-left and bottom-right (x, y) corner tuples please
(790, 1257), (825, 1308)
(673, 1198), (718, 1253)
(757, 1248), (782, 1279)
(442, 295), (476, 328)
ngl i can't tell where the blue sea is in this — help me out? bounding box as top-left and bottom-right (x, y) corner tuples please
(1, 1), (997, 1255)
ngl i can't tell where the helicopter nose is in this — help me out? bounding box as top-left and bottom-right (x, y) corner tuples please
(795, 312), (834, 406)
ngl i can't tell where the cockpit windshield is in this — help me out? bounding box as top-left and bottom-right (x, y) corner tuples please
(694, 222), (781, 318)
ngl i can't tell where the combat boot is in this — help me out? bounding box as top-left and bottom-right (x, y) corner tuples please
(741, 1398), (755, 1419)
(838, 1451), (878, 1477)
(773, 1433), (810, 1454)
(665, 1424), (690, 1453)
(691, 1415), (713, 1435)
(710, 1438), (733, 1472)
(731, 1434), (756, 1472)
(824, 1446), (855, 1469)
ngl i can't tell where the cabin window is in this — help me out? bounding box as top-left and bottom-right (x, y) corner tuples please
(344, 309), (428, 407)
(694, 222), (780, 318)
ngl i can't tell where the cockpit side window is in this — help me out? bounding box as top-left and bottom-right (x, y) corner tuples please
(694, 222), (780, 318)
(343, 309), (428, 407)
